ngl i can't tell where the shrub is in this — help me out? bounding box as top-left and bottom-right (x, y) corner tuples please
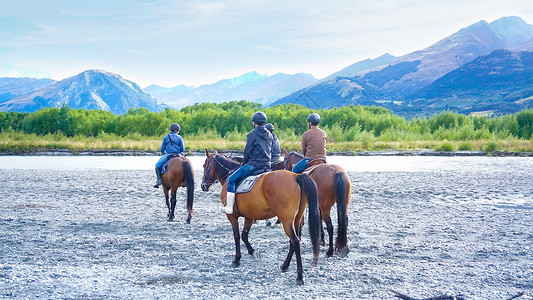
(435, 141), (455, 151)
(482, 141), (499, 152)
(457, 141), (474, 151)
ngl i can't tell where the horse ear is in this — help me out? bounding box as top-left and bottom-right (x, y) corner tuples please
(204, 148), (210, 157)
(283, 148), (288, 155)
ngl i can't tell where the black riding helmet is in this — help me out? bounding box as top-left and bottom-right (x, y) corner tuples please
(251, 111), (267, 125)
(265, 123), (274, 132)
(307, 113), (320, 125)
(170, 123), (181, 132)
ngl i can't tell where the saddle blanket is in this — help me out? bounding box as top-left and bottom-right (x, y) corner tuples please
(236, 173), (267, 194)
(161, 155), (181, 174)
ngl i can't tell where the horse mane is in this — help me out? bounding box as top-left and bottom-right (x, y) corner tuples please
(290, 151), (303, 159)
(213, 154), (241, 179)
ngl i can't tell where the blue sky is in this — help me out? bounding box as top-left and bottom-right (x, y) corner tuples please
(1, 0), (532, 88)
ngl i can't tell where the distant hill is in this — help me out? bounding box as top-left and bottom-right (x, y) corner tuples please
(320, 53), (396, 82)
(410, 49), (533, 115)
(145, 71), (317, 109)
(0, 70), (163, 114)
(272, 16), (533, 117)
(0, 77), (56, 104)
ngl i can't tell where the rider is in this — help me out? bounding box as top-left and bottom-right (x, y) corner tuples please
(154, 123), (185, 188)
(223, 111), (273, 214)
(265, 123), (281, 169)
(292, 113), (326, 173)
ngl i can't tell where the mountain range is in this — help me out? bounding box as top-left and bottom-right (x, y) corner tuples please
(1, 16), (533, 117)
(0, 70), (162, 114)
(145, 71), (317, 108)
(272, 16), (533, 117)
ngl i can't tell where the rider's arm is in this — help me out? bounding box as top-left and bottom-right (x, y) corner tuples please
(160, 135), (168, 154)
(178, 136), (185, 153)
(301, 132), (307, 157)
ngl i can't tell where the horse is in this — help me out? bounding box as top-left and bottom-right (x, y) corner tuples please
(160, 156), (195, 223)
(283, 150), (351, 257)
(201, 149), (321, 285)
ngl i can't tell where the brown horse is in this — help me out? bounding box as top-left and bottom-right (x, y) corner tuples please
(201, 149), (321, 285)
(161, 156), (195, 223)
(283, 150), (351, 257)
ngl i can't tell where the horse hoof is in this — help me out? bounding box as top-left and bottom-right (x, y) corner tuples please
(296, 278), (304, 285)
(336, 247), (350, 257)
(232, 260), (240, 267)
(280, 265), (289, 273)
(265, 221), (272, 226)
(326, 249), (333, 257)
(252, 250), (261, 260)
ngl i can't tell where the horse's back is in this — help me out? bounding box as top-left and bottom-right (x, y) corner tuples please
(165, 156), (194, 188)
(309, 164), (350, 205)
(236, 170), (301, 220)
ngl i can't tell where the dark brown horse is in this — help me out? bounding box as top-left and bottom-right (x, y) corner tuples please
(161, 156), (195, 223)
(283, 150), (351, 257)
(201, 149), (321, 285)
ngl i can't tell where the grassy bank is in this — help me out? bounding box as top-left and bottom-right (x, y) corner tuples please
(1, 131), (531, 154)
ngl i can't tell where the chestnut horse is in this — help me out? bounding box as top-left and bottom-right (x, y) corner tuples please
(283, 150), (351, 256)
(201, 150), (321, 285)
(161, 156), (195, 223)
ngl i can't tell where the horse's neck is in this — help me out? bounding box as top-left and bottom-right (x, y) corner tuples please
(215, 156), (239, 181)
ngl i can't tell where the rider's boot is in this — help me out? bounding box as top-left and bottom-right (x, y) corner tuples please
(153, 167), (162, 188)
(223, 192), (235, 214)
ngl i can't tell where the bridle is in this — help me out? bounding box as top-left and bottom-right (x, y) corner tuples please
(284, 152), (300, 170)
(201, 155), (234, 189)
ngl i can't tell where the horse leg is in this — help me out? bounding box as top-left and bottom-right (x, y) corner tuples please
(280, 221), (297, 272)
(168, 188), (177, 222)
(322, 212), (335, 257)
(242, 218), (255, 256)
(228, 215), (241, 267)
(163, 187), (170, 219)
(282, 225), (304, 285)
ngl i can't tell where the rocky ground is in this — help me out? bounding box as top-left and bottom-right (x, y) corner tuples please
(0, 161), (532, 299)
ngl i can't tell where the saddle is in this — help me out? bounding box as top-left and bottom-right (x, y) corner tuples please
(235, 170), (268, 194)
(161, 154), (182, 174)
(308, 158), (326, 168)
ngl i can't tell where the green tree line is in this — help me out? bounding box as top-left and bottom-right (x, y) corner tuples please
(1, 101), (532, 141)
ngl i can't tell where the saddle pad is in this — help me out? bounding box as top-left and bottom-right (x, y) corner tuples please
(302, 164), (322, 176)
(236, 173), (267, 194)
(161, 155), (181, 174)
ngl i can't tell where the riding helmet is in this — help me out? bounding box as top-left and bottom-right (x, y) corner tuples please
(307, 113), (321, 124)
(251, 111), (267, 125)
(265, 123), (275, 132)
(170, 123), (181, 132)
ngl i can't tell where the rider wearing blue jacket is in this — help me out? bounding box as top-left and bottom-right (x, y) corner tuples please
(223, 111), (273, 214)
(154, 123), (185, 188)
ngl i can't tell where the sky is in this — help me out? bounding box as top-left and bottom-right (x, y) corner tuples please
(1, 0), (532, 88)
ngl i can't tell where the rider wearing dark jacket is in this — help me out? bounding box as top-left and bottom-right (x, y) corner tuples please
(243, 125), (273, 169)
(223, 111), (273, 214)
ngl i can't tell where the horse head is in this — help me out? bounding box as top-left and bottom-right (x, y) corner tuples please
(201, 149), (217, 191)
(201, 149), (240, 191)
(283, 150), (303, 171)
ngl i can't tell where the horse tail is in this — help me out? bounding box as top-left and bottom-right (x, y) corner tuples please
(296, 173), (320, 264)
(334, 171), (349, 253)
(182, 160), (195, 213)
